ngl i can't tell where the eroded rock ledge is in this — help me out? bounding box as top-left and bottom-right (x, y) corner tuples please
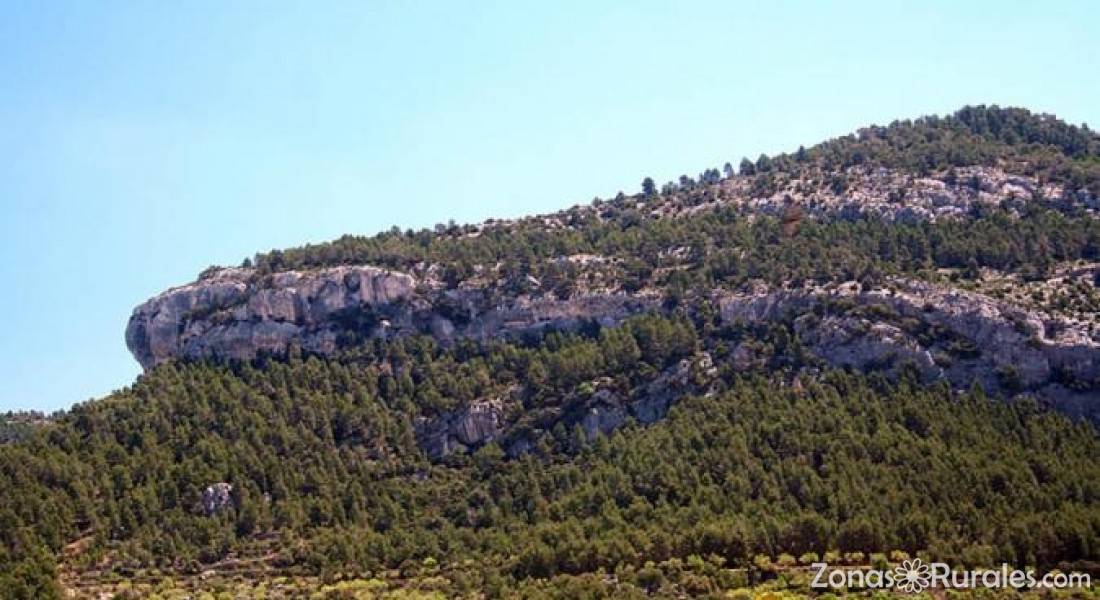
(125, 266), (653, 370)
(716, 278), (1100, 420)
(127, 266), (1100, 429)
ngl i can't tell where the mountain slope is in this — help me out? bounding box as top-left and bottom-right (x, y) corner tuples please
(9, 333), (1100, 597)
(127, 106), (1100, 426)
(4, 105), (1100, 598)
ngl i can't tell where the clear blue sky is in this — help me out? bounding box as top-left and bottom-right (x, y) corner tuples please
(1, 1), (1097, 412)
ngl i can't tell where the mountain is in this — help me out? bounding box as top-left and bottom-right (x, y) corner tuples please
(126, 105), (1100, 425)
(4, 105), (1100, 598)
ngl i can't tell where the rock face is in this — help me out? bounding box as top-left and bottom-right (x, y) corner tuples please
(629, 354), (715, 424)
(411, 353), (719, 460)
(716, 278), (1100, 419)
(415, 398), (506, 459)
(201, 482), (233, 516)
(622, 165), (1096, 226)
(126, 266), (415, 369)
(128, 255), (1100, 448)
(578, 391), (628, 441)
(126, 266), (653, 370)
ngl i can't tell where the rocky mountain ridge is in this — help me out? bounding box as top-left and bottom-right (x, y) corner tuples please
(402, 274), (1100, 459)
(127, 160), (1100, 372)
(12, 106), (1100, 598)
(126, 265), (652, 370)
(127, 261), (1100, 429)
(716, 278), (1100, 419)
(545, 165), (1096, 233)
(126, 105), (1100, 443)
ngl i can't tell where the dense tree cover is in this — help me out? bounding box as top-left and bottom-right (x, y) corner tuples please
(6, 106), (1100, 596)
(247, 202), (1100, 305)
(3, 315), (1099, 596)
(245, 106), (1100, 277)
(803, 105), (1100, 191)
(0, 412), (43, 444)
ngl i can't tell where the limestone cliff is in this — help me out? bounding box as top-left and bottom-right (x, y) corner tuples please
(715, 278), (1100, 420)
(128, 263), (1100, 433)
(126, 265), (653, 370)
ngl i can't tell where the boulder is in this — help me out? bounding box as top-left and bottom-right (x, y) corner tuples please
(202, 482), (233, 516)
(415, 399), (505, 459)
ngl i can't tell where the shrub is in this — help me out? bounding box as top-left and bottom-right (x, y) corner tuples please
(870, 553), (889, 571)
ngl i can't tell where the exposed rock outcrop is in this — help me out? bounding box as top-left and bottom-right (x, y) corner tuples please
(716, 278), (1100, 419)
(201, 482), (233, 516)
(578, 391), (628, 441)
(129, 262), (1100, 433)
(629, 354), (716, 424)
(412, 353), (720, 460)
(415, 398), (506, 459)
(126, 266), (654, 370)
(126, 266), (415, 369)
(625, 165), (1097, 226)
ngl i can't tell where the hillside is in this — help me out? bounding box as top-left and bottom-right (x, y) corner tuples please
(4, 106), (1100, 598)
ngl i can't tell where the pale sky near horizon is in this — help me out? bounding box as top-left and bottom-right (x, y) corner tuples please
(1, 1), (1098, 412)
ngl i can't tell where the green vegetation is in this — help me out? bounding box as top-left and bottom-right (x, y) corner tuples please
(3, 314), (1100, 597)
(0, 412), (43, 444)
(805, 105), (1100, 189)
(248, 204), (1100, 303)
(247, 105), (1100, 284)
(4, 106), (1100, 597)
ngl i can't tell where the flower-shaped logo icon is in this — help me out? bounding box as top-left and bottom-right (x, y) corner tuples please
(893, 558), (932, 593)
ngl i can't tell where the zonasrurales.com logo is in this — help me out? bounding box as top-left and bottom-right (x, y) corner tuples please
(893, 559), (932, 593)
(811, 558), (1091, 593)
